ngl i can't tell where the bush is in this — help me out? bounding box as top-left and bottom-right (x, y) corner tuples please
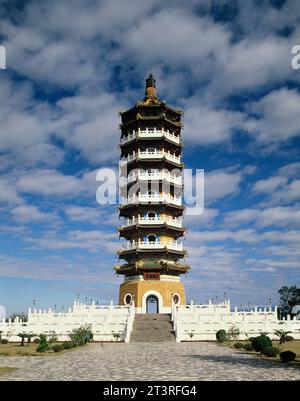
(51, 344), (64, 353)
(285, 336), (294, 342)
(48, 332), (58, 344)
(243, 343), (254, 352)
(0, 339), (8, 344)
(69, 326), (93, 346)
(36, 334), (49, 353)
(33, 338), (40, 344)
(216, 329), (227, 343)
(62, 342), (75, 350)
(248, 337), (256, 343)
(280, 351), (296, 362)
(234, 342), (244, 349)
(252, 335), (272, 353)
(227, 326), (240, 341)
(262, 346), (280, 357)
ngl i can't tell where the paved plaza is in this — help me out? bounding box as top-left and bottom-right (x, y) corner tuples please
(0, 342), (299, 381)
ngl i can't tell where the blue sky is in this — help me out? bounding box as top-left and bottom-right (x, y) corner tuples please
(0, 0), (300, 315)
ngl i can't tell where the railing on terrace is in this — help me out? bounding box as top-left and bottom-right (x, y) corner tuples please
(120, 128), (181, 145)
(121, 216), (183, 229)
(122, 239), (184, 252)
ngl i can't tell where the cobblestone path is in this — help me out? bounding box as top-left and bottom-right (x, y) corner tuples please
(0, 342), (299, 381)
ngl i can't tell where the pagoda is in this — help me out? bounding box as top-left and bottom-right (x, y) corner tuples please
(115, 74), (190, 313)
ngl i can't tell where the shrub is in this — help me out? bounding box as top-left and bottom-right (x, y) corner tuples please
(248, 337), (256, 343)
(48, 332), (58, 344)
(36, 334), (49, 353)
(280, 351), (296, 362)
(216, 329), (227, 343)
(243, 343), (254, 352)
(69, 326), (93, 346)
(0, 339), (8, 344)
(234, 342), (244, 349)
(252, 335), (272, 353)
(262, 346), (280, 357)
(285, 336), (294, 342)
(62, 342), (75, 350)
(227, 326), (240, 341)
(51, 344), (64, 353)
(33, 338), (40, 344)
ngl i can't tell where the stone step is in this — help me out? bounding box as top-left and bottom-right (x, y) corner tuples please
(130, 313), (175, 343)
(134, 314), (171, 320)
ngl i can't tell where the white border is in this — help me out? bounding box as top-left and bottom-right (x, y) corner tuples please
(141, 290), (164, 313)
(123, 293), (133, 305)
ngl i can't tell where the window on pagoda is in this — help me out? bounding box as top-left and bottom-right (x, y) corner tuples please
(144, 272), (160, 281)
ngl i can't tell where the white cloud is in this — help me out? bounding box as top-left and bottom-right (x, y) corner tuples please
(183, 102), (245, 145)
(252, 162), (300, 205)
(64, 206), (100, 223)
(0, 178), (22, 204)
(16, 169), (83, 197)
(187, 228), (258, 244)
(0, 78), (62, 167)
(205, 169), (243, 203)
(27, 229), (118, 254)
(224, 206), (300, 229)
(248, 88), (300, 144)
(253, 176), (288, 194)
(11, 204), (53, 223)
(185, 207), (219, 229)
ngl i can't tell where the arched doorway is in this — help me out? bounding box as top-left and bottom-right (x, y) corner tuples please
(147, 234), (157, 243)
(146, 295), (159, 313)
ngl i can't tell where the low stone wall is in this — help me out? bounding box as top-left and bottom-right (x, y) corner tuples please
(172, 301), (300, 342)
(0, 302), (135, 343)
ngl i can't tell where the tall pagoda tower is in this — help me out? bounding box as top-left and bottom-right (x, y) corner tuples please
(115, 74), (190, 313)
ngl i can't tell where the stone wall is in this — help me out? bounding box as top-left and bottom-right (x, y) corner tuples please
(0, 301), (135, 343)
(172, 300), (300, 342)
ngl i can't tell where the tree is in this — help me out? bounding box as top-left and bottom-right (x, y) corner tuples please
(274, 329), (292, 344)
(278, 286), (300, 317)
(17, 333), (27, 346)
(8, 313), (28, 322)
(26, 333), (37, 345)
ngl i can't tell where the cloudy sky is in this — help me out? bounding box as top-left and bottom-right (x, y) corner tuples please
(0, 0), (300, 314)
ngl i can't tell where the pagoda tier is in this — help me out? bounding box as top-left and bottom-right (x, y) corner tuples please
(115, 259), (190, 276)
(117, 74), (189, 312)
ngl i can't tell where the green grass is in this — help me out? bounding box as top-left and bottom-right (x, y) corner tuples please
(221, 340), (300, 366)
(0, 342), (79, 357)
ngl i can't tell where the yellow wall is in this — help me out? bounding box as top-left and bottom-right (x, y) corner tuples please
(119, 279), (186, 308)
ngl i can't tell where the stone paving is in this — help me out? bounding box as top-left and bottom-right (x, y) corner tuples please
(0, 342), (299, 381)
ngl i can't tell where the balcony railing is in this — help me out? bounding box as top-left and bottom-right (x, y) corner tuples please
(121, 150), (181, 165)
(121, 216), (183, 229)
(126, 171), (182, 186)
(122, 239), (184, 252)
(120, 128), (181, 145)
(124, 193), (182, 206)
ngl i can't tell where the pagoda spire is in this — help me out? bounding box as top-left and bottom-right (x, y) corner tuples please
(144, 73), (158, 99)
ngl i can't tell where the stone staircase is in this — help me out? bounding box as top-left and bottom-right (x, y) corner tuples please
(130, 314), (175, 343)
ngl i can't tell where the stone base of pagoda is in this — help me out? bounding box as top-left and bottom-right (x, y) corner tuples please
(118, 276), (186, 313)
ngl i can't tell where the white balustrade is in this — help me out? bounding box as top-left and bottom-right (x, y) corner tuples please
(171, 301), (300, 342)
(120, 128), (181, 145)
(0, 302), (135, 342)
(122, 239), (183, 251)
(125, 193), (182, 206)
(121, 149), (181, 165)
(121, 216), (182, 229)
(127, 171), (182, 185)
